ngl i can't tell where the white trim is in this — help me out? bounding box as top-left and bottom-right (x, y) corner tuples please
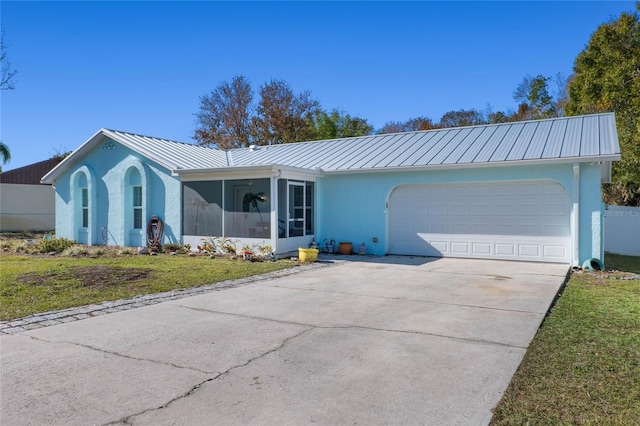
(573, 163), (580, 267)
(319, 155), (621, 176)
(175, 164), (322, 179)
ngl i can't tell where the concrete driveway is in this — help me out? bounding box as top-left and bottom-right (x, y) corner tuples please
(1, 256), (568, 426)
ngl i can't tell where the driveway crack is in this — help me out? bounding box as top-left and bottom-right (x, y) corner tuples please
(172, 304), (527, 349)
(25, 334), (215, 375)
(106, 327), (313, 425)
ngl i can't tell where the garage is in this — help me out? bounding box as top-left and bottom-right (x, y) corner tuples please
(388, 180), (571, 263)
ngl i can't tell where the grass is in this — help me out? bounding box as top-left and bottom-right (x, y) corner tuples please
(491, 253), (640, 425)
(606, 252), (640, 274)
(0, 251), (295, 321)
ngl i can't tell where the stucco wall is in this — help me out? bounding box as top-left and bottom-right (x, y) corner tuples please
(316, 162), (604, 265)
(0, 183), (55, 231)
(53, 139), (181, 246)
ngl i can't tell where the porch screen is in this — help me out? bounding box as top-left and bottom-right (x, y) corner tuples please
(182, 181), (223, 236)
(223, 179), (271, 238)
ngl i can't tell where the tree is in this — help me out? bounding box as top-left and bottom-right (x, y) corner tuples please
(1, 30), (16, 171)
(1, 30), (17, 91)
(314, 109), (373, 139)
(378, 116), (438, 134)
(0, 141), (10, 170)
(513, 74), (557, 120)
(438, 109), (485, 128)
(565, 3), (640, 206)
(252, 79), (320, 145)
(193, 75), (254, 149)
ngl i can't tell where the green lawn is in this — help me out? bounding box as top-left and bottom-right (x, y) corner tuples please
(491, 253), (640, 425)
(0, 254), (295, 321)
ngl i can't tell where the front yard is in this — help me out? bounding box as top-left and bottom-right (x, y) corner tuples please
(2, 234), (639, 423)
(0, 236), (295, 321)
(491, 253), (640, 424)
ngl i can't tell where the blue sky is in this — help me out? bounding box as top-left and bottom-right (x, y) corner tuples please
(1, 1), (636, 171)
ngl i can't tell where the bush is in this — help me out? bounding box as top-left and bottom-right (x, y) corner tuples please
(36, 237), (76, 254)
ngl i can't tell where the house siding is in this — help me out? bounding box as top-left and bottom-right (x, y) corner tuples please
(54, 139), (181, 246)
(317, 162), (603, 265)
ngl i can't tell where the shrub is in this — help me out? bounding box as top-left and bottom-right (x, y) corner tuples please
(36, 237), (76, 254)
(89, 247), (105, 257)
(118, 247), (137, 255)
(162, 243), (191, 254)
(61, 245), (90, 257)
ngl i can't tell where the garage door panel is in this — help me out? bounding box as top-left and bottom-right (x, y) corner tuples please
(472, 242), (492, 255)
(389, 182), (571, 263)
(495, 244), (515, 256)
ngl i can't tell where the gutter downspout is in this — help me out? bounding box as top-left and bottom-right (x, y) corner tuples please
(573, 163), (580, 267)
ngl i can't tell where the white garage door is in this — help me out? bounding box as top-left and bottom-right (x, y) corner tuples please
(388, 181), (571, 263)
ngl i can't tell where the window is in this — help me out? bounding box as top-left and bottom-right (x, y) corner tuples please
(133, 186), (142, 229)
(81, 188), (89, 228)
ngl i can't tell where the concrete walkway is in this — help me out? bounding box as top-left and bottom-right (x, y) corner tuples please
(0, 256), (568, 426)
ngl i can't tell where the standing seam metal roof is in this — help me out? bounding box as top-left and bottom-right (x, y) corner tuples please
(231, 113), (619, 171)
(41, 113), (621, 184)
(117, 113), (622, 172)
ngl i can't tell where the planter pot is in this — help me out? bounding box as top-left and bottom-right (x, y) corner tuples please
(298, 248), (319, 262)
(338, 242), (353, 255)
(358, 245), (366, 255)
(326, 244), (335, 253)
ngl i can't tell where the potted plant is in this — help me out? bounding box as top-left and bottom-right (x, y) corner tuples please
(338, 242), (353, 255)
(358, 243), (366, 255)
(324, 239), (335, 253)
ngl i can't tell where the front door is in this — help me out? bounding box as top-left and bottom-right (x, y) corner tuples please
(288, 182), (305, 237)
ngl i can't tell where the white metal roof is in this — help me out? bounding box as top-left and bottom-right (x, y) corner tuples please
(228, 113), (620, 172)
(42, 113), (620, 184)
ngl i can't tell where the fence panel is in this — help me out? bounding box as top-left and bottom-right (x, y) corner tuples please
(605, 205), (640, 256)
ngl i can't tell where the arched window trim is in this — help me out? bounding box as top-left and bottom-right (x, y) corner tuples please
(69, 165), (97, 245)
(120, 159), (149, 247)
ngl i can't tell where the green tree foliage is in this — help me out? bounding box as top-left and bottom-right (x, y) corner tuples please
(565, 3), (640, 206)
(313, 109), (373, 140)
(194, 75), (254, 149)
(0, 141), (10, 171)
(513, 75), (557, 120)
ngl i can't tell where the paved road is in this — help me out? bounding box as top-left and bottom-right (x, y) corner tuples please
(0, 256), (568, 425)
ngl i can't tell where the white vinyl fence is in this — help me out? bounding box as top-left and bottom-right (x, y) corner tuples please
(604, 205), (640, 256)
(0, 183), (55, 232)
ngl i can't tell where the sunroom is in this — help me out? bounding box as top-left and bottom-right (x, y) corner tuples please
(178, 166), (319, 256)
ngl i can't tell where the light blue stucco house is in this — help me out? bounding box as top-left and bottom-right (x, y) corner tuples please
(42, 113), (620, 266)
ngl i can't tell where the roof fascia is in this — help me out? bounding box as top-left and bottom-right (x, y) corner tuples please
(175, 164), (322, 180)
(320, 155), (622, 175)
